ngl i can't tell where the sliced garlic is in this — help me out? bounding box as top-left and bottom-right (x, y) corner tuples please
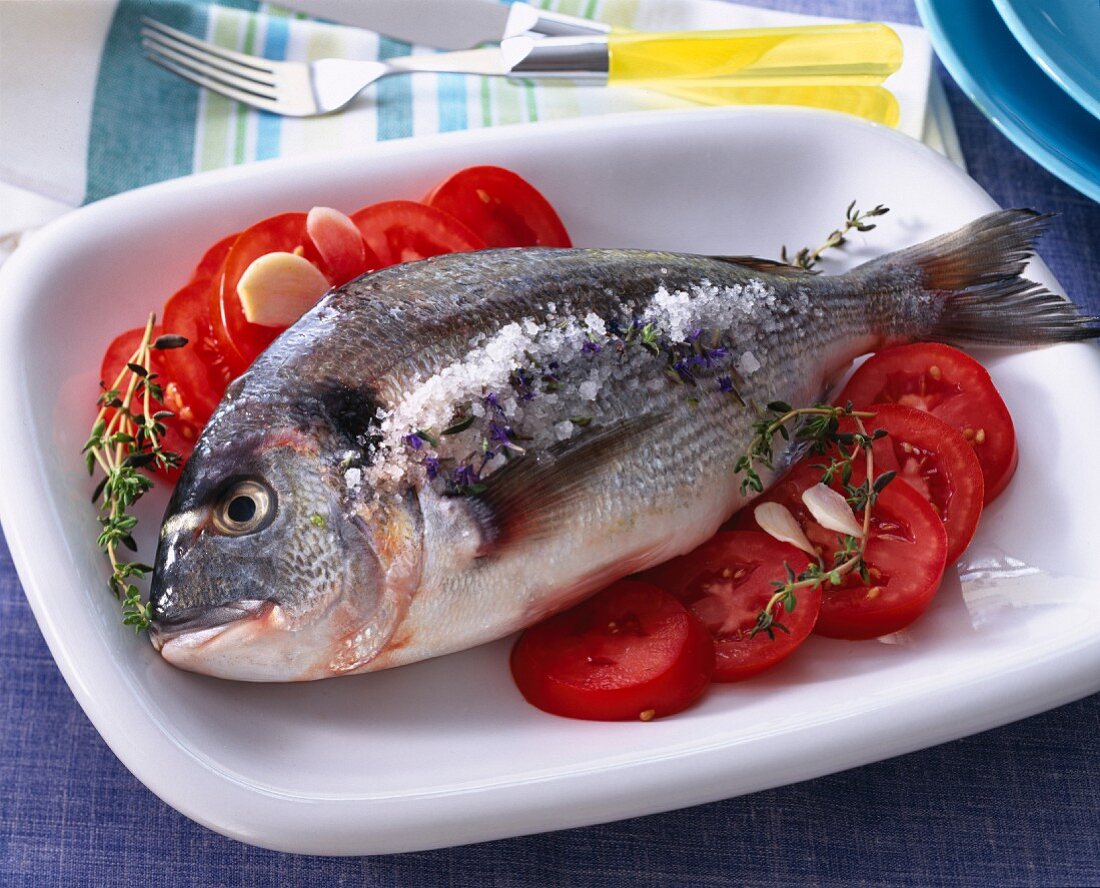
(753, 502), (816, 556)
(801, 483), (864, 539)
(237, 251), (330, 327)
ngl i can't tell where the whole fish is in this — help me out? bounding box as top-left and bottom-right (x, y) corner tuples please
(149, 210), (1098, 680)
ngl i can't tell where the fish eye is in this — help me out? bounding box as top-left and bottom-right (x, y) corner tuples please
(213, 479), (275, 536)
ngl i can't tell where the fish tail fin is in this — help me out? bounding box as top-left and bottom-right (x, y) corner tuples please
(864, 209), (1100, 346)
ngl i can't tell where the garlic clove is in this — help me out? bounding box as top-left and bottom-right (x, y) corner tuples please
(753, 502), (816, 556)
(237, 251), (331, 327)
(802, 483), (864, 539)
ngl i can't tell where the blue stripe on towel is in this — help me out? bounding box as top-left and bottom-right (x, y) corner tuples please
(255, 12), (289, 161)
(85, 0), (259, 203)
(377, 36), (414, 141)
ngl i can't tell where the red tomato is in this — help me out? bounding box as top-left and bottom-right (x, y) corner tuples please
(510, 581), (714, 721)
(161, 278), (234, 424)
(837, 343), (1017, 504)
(350, 200), (485, 267)
(99, 327), (201, 479)
(192, 232), (238, 281)
(638, 531), (818, 681)
(736, 461), (948, 640)
(841, 404), (984, 564)
(210, 212), (328, 374)
(424, 165), (572, 248)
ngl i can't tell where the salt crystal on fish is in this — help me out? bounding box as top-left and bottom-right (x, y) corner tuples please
(738, 351), (761, 375)
(344, 467), (362, 491)
(579, 379), (600, 401)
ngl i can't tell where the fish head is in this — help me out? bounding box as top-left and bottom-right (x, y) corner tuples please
(148, 417), (420, 681)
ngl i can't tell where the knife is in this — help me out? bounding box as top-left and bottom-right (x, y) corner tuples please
(385, 24), (902, 88)
(275, 0), (609, 49)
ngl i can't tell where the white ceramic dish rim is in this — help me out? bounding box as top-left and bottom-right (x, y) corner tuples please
(2, 107), (1099, 855)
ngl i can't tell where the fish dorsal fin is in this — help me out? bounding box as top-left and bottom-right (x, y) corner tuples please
(461, 415), (663, 557)
(708, 255), (818, 277)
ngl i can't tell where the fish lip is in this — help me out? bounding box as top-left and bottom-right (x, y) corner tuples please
(149, 599), (273, 649)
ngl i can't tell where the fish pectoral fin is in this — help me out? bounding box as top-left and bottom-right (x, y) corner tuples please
(461, 415), (664, 557)
(707, 255), (818, 277)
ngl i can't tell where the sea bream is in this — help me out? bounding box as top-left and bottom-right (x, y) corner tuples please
(148, 210), (1099, 680)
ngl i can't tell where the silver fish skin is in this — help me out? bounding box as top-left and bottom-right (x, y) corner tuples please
(148, 210), (1097, 681)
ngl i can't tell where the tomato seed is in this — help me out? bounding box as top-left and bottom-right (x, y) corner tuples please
(586, 655), (616, 667)
(929, 365), (942, 380)
(639, 709), (656, 722)
(975, 428), (986, 444)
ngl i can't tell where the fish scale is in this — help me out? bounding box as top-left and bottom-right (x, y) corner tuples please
(149, 211), (1100, 680)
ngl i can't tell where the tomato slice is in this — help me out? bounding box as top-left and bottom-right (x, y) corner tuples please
(211, 212), (328, 374)
(192, 232), (238, 282)
(99, 327), (201, 480)
(510, 581), (714, 721)
(839, 404), (984, 564)
(349, 200), (485, 267)
(161, 278), (227, 423)
(424, 165), (572, 248)
(837, 343), (1017, 504)
(637, 531), (817, 681)
(736, 461), (948, 640)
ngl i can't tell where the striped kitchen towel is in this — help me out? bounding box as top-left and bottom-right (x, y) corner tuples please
(0, 0), (947, 213)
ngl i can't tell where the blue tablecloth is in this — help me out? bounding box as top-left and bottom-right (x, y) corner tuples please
(3, 1), (1099, 884)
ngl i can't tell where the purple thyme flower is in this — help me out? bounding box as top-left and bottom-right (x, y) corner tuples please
(453, 464), (478, 488)
(489, 420), (513, 444)
(673, 360), (695, 384)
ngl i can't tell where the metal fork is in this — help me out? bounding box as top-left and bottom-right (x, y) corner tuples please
(141, 18), (433, 116)
(140, 17), (606, 117)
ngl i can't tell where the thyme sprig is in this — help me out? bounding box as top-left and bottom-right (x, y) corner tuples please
(734, 401), (877, 497)
(781, 201), (890, 270)
(733, 402), (894, 639)
(83, 314), (185, 632)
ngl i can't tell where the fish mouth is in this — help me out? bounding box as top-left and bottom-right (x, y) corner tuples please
(149, 599), (274, 651)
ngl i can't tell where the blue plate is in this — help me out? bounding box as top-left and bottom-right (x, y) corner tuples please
(992, 0), (1100, 120)
(915, 0), (1100, 203)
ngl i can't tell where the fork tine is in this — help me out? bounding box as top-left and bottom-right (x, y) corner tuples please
(140, 17), (276, 76)
(142, 33), (278, 91)
(143, 40), (279, 101)
(144, 52), (282, 114)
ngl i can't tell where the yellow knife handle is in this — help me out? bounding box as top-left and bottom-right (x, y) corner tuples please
(654, 84), (901, 127)
(607, 22), (903, 87)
